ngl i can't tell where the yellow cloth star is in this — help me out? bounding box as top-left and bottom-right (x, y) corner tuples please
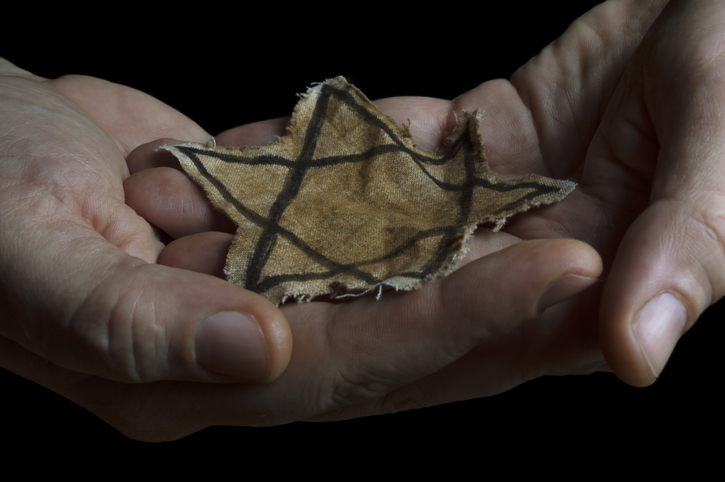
(163, 77), (575, 304)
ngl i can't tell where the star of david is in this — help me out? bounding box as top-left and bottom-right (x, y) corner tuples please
(163, 77), (575, 304)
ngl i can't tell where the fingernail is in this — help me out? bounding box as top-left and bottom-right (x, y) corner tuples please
(538, 274), (598, 312)
(634, 293), (687, 378)
(195, 312), (269, 380)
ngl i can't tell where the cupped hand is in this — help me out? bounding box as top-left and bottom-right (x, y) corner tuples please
(0, 59), (296, 435)
(380, 0), (722, 388)
(374, 0), (725, 389)
(374, 0), (723, 388)
(587, 0), (725, 386)
(508, 0), (725, 387)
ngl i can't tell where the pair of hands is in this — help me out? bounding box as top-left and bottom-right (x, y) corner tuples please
(1, 0), (722, 440)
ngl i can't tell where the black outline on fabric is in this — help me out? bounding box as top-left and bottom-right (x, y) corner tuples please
(175, 82), (567, 297)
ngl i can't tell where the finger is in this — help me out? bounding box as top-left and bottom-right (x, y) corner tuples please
(49, 76), (211, 157)
(214, 117), (289, 147)
(508, 0), (668, 176)
(0, 221), (291, 384)
(596, 0), (725, 386)
(158, 231), (232, 278)
(315, 289), (608, 422)
(126, 138), (186, 173)
(124, 166), (235, 238)
(307, 238), (602, 420)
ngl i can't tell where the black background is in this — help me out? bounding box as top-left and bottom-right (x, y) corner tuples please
(1, 1), (720, 461)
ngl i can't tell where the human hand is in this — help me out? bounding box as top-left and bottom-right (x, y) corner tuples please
(509, 0), (725, 387)
(367, 0), (724, 388)
(0, 58), (296, 437)
(370, 0), (722, 387)
(369, 0), (725, 389)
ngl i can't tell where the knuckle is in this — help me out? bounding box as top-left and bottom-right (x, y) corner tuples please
(71, 262), (165, 383)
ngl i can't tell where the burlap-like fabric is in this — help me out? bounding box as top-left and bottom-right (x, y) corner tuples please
(163, 77), (575, 305)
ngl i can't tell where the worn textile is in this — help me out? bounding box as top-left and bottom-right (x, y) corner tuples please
(163, 77), (575, 305)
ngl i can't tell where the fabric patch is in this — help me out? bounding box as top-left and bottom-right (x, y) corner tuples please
(162, 77), (575, 305)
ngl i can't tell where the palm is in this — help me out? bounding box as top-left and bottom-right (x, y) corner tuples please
(47, 73), (211, 257)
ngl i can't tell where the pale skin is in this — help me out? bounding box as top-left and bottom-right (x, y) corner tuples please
(1, 0), (722, 440)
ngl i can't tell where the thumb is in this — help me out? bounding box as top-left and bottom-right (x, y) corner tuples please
(1, 227), (292, 384)
(597, 0), (725, 386)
